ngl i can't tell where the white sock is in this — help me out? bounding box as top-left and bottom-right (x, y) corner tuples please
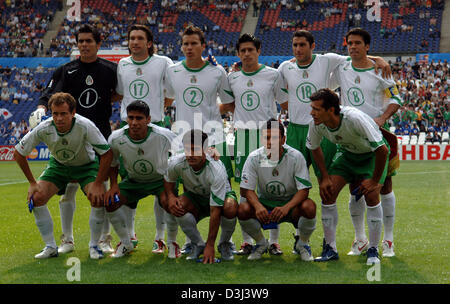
(268, 228), (280, 245)
(381, 191), (395, 242)
(99, 215), (111, 242)
(123, 205), (136, 238)
(34, 205), (56, 248)
(89, 207), (105, 248)
(176, 213), (204, 246)
(367, 203), (383, 249)
(59, 182), (78, 242)
(219, 216), (236, 244)
(154, 197), (166, 240)
(239, 196), (254, 244)
(321, 203), (338, 251)
(106, 207), (131, 247)
(164, 211), (178, 243)
(349, 194), (367, 241)
(239, 218), (265, 245)
(297, 216), (316, 246)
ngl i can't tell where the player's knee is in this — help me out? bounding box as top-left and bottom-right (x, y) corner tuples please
(237, 202), (252, 220)
(32, 192), (48, 207)
(301, 199), (316, 219)
(223, 198), (238, 219)
(381, 177), (392, 194)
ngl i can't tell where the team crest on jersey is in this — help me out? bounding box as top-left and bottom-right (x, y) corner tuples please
(303, 71), (308, 79)
(136, 68), (142, 76)
(272, 168), (279, 177)
(86, 75), (94, 86)
(190, 75), (197, 83)
(355, 76), (360, 84)
(137, 148), (144, 156)
(247, 79), (253, 87)
(61, 138), (68, 145)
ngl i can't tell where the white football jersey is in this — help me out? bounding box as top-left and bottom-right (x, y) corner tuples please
(16, 114), (109, 166)
(116, 55), (173, 123)
(306, 107), (384, 154)
(164, 60), (234, 145)
(165, 154), (232, 207)
(334, 60), (403, 119)
(240, 144), (311, 202)
(228, 65), (288, 129)
(108, 124), (176, 183)
(278, 53), (347, 125)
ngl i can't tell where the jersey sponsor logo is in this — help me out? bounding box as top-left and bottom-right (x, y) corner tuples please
(132, 159), (154, 175)
(55, 149), (75, 161)
(247, 79), (253, 87)
(240, 90), (260, 111)
(296, 82), (317, 103)
(190, 75), (197, 84)
(232, 75), (240, 79)
(355, 76), (361, 84)
(302, 71), (308, 79)
(183, 87), (204, 107)
(265, 181), (286, 197)
(174, 69), (182, 73)
(347, 87), (365, 106)
(78, 88), (99, 108)
(68, 69), (78, 74)
(129, 79), (149, 99)
(288, 66), (295, 70)
(136, 68), (143, 76)
(86, 75), (94, 86)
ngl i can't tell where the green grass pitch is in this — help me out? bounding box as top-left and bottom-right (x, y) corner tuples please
(0, 160), (448, 284)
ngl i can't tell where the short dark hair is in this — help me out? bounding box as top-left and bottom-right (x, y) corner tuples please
(182, 129), (208, 149)
(346, 28), (371, 45)
(309, 88), (341, 115)
(261, 118), (285, 138)
(128, 24), (154, 56)
(293, 30), (314, 46)
(126, 100), (150, 117)
(236, 33), (261, 51)
(49, 92), (76, 113)
(76, 24), (101, 44)
(182, 25), (206, 45)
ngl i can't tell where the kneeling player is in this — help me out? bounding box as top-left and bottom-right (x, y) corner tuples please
(238, 119), (317, 261)
(307, 89), (389, 265)
(14, 93), (112, 259)
(105, 100), (178, 258)
(164, 130), (238, 263)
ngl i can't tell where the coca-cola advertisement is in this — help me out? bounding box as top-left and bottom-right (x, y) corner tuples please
(0, 145), (15, 161)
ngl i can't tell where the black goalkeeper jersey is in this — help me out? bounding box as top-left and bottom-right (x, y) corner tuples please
(39, 57), (118, 139)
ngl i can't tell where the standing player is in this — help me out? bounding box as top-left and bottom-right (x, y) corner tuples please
(164, 26), (235, 254)
(277, 30), (391, 252)
(238, 119), (317, 261)
(334, 28), (402, 257)
(164, 130), (238, 263)
(36, 24), (118, 254)
(226, 33), (288, 256)
(115, 24), (174, 254)
(15, 93), (112, 259)
(104, 101), (179, 258)
(307, 89), (389, 265)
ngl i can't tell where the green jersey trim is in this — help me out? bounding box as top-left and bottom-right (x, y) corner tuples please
(211, 191), (224, 206)
(241, 64), (265, 76)
(351, 63), (375, 72)
(192, 159), (209, 175)
(130, 56), (151, 65)
(124, 126), (152, 144)
(92, 144), (110, 151)
(391, 96), (403, 106)
(296, 54), (316, 69)
(224, 89), (234, 98)
(182, 60), (209, 72)
(369, 140), (385, 149)
(281, 88), (289, 94)
(327, 114), (344, 132)
(295, 176), (312, 188)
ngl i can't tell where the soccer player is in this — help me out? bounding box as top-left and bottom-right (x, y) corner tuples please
(278, 29), (392, 253)
(226, 33), (288, 256)
(334, 28), (402, 257)
(14, 93), (113, 259)
(105, 100), (179, 258)
(164, 130), (238, 263)
(115, 24), (174, 254)
(307, 89), (389, 265)
(37, 24), (118, 254)
(238, 119), (317, 261)
(164, 25), (235, 254)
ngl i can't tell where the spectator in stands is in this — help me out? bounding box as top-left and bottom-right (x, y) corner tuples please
(420, 38), (429, 49)
(19, 90), (29, 103)
(13, 91), (21, 104)
(0, 124), (7, 138)
(36, 63), (44, 74)
(411, 123), (419, 136)
(1, 87), (10, 102)
(252, 1), (259, 17)
(432, 130), (441, 143)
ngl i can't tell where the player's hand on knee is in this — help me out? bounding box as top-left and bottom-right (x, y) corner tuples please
(104, 185), (120, 206)
(360, 179), (382, 196)
(202, 244), (215, 264)
(87, 182), (105, 207)
(168, 197), (185, 217)
(270, 206), (288, 223)
(27, 182), (42, 202)
(319, 177), (333, 202)
(255, 205), (270, 224)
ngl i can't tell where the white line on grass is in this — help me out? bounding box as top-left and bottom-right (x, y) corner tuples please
(399, 170), (450, 175)
(0, 180), (28, 186)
